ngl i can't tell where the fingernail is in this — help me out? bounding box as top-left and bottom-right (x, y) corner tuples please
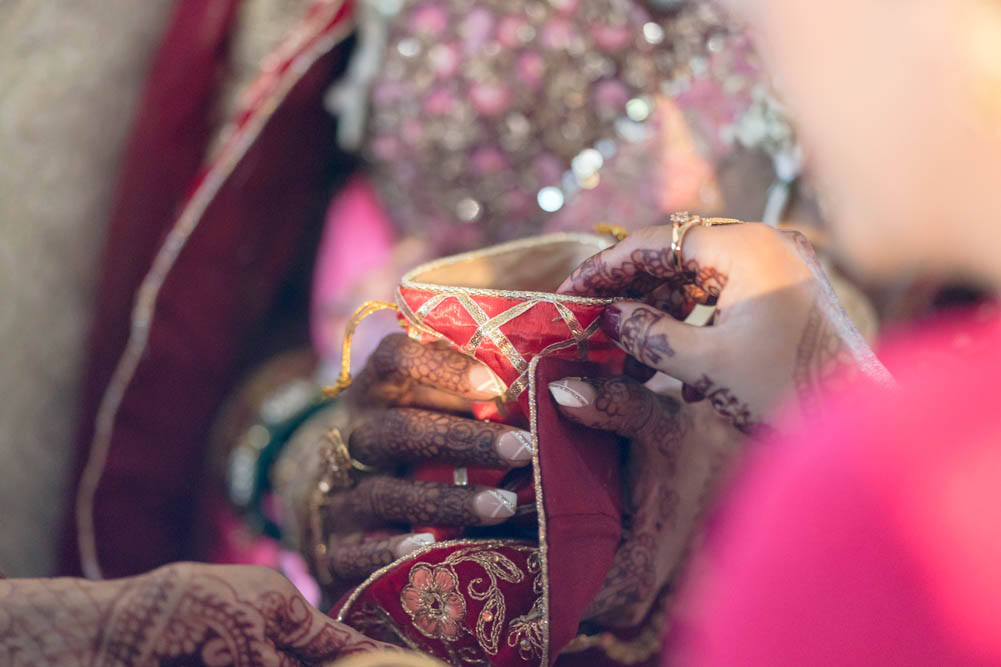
(496, 430), (534, 466)
(548, 378), (593, 408)
(394, 533), (436, 558)
(474, 489), (517, 523)
(600, 305), (622, 343)
(469, 365), (504, 398)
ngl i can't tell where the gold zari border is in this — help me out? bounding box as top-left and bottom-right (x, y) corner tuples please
(399, 233), (616, 304)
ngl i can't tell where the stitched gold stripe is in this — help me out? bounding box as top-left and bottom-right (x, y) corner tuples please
(414, 293), (447, 320)
(464, 299), (535, 363)
(400, 232), (617, 304)
(526, 355), (550, 667)
(550, 300), (585, 340)
(503, 374), (531, 403)
(454, 293), (528, 373)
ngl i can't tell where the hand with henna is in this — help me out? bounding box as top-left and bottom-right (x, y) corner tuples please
(291, 334), (532, 597)
(546, 375), (742, 627)
(0, 562), (396, 666)
(560, 222), (892, 433)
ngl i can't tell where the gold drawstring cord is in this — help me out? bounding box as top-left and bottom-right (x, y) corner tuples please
(322, 300), (399, 399)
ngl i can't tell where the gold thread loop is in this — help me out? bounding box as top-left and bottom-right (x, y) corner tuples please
(351, 458), (380, 473)
(323, 300), (399, 399)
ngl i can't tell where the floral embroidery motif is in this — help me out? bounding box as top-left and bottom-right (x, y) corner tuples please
(397, 544), (535, 658)
(401, 565), (467, 641)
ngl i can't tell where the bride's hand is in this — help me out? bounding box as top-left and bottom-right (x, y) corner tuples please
(305, 334), (530, 593)
(559, 222), (890, 432)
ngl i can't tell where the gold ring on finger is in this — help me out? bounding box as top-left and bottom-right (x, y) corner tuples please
(670, 213), (744, 274)
(671, 218), (702, 275)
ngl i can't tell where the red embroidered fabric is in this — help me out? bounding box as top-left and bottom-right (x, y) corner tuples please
(332, 272), (629, 665)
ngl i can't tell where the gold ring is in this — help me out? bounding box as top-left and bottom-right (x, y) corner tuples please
(671, 216), (701, 275)
(670, 213), (744, 273)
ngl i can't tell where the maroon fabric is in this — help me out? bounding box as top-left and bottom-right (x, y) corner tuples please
(60, 0), (241, 577)
(58, 0), (353, 576)
(535, 357), (623, 662)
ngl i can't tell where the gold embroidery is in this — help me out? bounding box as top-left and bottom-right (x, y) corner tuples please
(340, 540), (542, 663)
(506, 597), (546, 661)
(396, 544), (535, 657)
(505, 550), (546, 661)
(399, 233), (615, 304)
(453, 546), (524, 655)
(526, 355), (552, 667)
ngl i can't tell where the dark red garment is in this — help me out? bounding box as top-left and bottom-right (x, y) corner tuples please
(534, 358), (623, 659)
(59, 0), (356, 578)
(665, 308), (1001, 665)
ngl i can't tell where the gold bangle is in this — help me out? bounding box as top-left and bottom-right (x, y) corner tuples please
(308, 427), (354, 585)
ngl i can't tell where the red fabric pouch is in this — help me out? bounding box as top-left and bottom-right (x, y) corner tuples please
(333, 235), (654, 665)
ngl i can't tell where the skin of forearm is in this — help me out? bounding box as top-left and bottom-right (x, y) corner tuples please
(0, 574), (127, 664)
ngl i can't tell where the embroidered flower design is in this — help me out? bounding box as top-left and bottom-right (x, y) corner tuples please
(401, 564), (466, 641)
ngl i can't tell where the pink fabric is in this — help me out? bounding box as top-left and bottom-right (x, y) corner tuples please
(310, 176), (397, 361)
(665, 307), (1001, 665)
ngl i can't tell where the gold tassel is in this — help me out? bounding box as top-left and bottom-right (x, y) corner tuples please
(323, 300), (399, 399)
(594, 223), (629, 242)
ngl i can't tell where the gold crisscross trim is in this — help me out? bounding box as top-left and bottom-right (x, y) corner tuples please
(397, 288), (603, 402)
(395, 232), (621, 401)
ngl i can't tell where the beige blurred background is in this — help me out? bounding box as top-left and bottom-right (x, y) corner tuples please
(0, 0), (173, 576)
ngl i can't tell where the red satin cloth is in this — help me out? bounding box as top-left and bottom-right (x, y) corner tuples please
(666, 309), (1001, 665)
(397, 287), (621, 415)
(58, 0), (354, 577)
